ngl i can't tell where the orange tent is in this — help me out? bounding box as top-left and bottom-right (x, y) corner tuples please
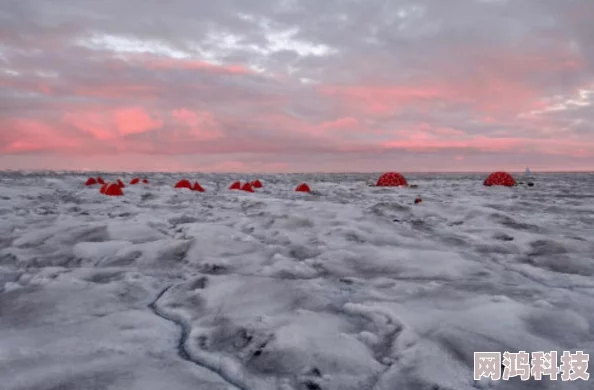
(295, 183), (311, 192)
(175, 179), (192, 189)
(376, 172), (408, 187)
(483, 171), (516, 187)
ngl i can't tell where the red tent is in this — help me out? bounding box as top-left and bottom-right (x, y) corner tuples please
(241, 183), (254, 193)
(99, 183), (108, 194)
(130, 178), (140, 185)
(295, 183), (311, 193)
(192, 182), (205, 192)
(251, 179), (263, 188)
(97, 177), (105, 185)
(229, 181), (241, 190)
(103, 183), (123, 196)
(117, 179), (126, 188)
(175, 179), (192, 189)
(484, 171), (516, 187)
(85, 177), (97, 186)
(142, 179), (149, 184)
(376, 172), (408, 187)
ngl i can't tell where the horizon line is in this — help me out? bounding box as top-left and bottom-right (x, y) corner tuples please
(1, 169), (593, 175)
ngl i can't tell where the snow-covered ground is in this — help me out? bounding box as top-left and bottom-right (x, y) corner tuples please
(0, 171), (593, 390)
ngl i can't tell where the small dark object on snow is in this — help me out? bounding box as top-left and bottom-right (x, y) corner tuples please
(303, 381), (322, 390)
(414, 198), (422, 204)
(410, 184), (418, 188)
(495, 234), (515, 242)
(527, 182), (534, 187)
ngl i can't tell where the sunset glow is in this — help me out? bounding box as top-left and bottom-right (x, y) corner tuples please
(1, 0), (593, 172)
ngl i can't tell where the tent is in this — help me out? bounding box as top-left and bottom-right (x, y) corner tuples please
(229, 181), (241, 190)
(376, 172), (408, 187)
(99, 183), (108, 194)
(142, 179), (149, 184)
(175, 179), (192, 189)
(102, 183), (123, 196)
(192, 182), (205, 192)
(295, 183), (311, 192)
(241, 183), (254, 192)
(97, 177), (105, 185)
(251, 179), (263, 188)
(117, 179), (126, 188)
(85, 177), (97, 186)
(483, 171), (516, 187)
(130, 178), (140, 185)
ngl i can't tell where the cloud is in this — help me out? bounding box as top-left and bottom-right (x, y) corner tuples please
(1, 0), (593, 172)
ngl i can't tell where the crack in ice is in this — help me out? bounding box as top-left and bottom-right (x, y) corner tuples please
(148, 284), (246, 390)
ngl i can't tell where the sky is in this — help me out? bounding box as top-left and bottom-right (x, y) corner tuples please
(1, 0), (593, 173)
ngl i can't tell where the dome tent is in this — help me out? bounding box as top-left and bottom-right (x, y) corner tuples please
(483, 171), (516, 187)
(251, 179), (263, 188)
(102, 183), (123, 196)
(376, 172), (408, 187)
(295, 183), (311, 192)
(85, 177), (97, 186)
(241, 182), (254, 192)
(130, 178), (140, 185)
(229, 181), (241, 190)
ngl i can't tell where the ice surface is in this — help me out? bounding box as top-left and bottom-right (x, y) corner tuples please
(1, 171), (593, 389)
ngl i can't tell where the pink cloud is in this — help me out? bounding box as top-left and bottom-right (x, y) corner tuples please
(62, 106), (162, 140)
(319, 85), (448, 115)
(113, 107), (163, 135)
(318, 117), (360, 131)
(1, 118), (82, 153)
(141, 57), (252, 75)
(73, 85), (160, 100)
(382, 135), (594, 157)
(320, 42), (586, 120)
(62, 111), (113, 140)
(382, 137), (525, 153)
(170, 108), (223, 140)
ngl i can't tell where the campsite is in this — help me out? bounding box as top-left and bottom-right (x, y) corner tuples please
(1, 170), (592, 389)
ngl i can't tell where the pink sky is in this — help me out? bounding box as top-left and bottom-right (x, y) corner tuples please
(1, 0), (593, 172)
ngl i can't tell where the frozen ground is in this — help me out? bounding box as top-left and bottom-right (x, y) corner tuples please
(0, 171), (593, 390)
